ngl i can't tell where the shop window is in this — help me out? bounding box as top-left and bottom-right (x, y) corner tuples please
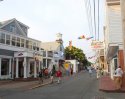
(1, 59), (9, 75)
(6, 34), (10, 45)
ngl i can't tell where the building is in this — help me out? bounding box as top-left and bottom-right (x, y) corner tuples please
(0, 18), (42, 79)
(104, 0), (124, 79)
(120, 0), (125, 70)
(41, 33), (65, 69)
(91, 40), (107, 72)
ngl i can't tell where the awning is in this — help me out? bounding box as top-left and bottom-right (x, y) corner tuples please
(106, 46), (119, 62)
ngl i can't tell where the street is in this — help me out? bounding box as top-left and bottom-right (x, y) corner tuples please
(0, 71), (125, 99)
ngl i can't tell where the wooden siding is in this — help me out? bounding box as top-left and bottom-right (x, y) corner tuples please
(107, 5), (123, 44)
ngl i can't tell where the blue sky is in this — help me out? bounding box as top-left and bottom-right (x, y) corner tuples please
(0, 0), (105, 62)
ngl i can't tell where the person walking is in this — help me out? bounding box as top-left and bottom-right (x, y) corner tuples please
(114, 66), (123, 90)
(38, 69), (43, 84)
(50, 65), (56, 84)
(88, 67), (92, 77)
(96, 67), (100, 79)
(56, 68), (62, 84)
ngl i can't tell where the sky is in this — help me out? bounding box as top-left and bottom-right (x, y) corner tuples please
(0, 0), (105, 63)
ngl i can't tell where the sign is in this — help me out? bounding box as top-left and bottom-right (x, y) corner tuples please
(91, 40), (104, 49)
(18, 53), (23, 56)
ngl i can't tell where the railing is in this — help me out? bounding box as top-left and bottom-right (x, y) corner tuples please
(0, 30), (41, 51)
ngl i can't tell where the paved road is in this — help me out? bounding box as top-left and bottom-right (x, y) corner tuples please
(0, 71), (125, 99)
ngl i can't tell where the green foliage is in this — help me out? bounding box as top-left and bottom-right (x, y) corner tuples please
(64, 46), (85, 62)
(64, 46), (91, 66)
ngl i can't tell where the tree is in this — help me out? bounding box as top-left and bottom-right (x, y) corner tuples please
(64, 46), (91, 66)
(65, 46), (85, 62)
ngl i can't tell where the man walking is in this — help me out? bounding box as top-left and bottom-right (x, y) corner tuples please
(38, 69), (43, 84)
(88, 66), (92, 77)
(114, 66), (123, 90)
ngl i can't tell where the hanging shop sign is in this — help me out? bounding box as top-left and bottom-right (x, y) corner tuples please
(91, 40), (104, 49)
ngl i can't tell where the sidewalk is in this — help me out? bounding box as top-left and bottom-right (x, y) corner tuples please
(0, 78), (51, 90)
(99, 76), (125, 92)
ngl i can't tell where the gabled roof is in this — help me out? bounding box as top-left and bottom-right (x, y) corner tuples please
(0, 18), (29, 29)
(0, 18), (29, 36)
(41, 41), (60, 51)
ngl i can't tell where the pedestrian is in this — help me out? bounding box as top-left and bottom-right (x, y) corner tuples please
(38, 69), (43, 84)
(96, 67), (100, 79)
(114, 66), (123, 90)
(44, 68), (49, 79)
(88, 67), (92, 77)
(50, 65), (56, 84)
(56, 68), (62, 84)
(71, 68), (73, 75)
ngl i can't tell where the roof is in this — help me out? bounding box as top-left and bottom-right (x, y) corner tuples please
(0, 18), (29, 29)
(41, 41), (60, 51)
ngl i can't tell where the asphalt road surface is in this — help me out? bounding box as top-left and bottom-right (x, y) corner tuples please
(1, 71), (125, 99)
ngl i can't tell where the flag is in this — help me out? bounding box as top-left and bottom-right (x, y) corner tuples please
(86, 36), (93, 40)
(78, 35), (85, 39)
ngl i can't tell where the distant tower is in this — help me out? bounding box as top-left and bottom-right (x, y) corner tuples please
(56, 33), (63, 44)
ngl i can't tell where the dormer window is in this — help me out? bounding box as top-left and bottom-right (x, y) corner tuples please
(10, 25), (15, 33)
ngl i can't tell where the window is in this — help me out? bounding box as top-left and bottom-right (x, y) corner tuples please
(33, 42), (36, 50)
(26, 40), (29, 48)
(10, 25), (15, 32)
(48, 51), (53, 57)
(43, 51), (46, 57)
(0, 33), (5, 44)
(114, 58), (118, 70)
(6, 35), (10, 45)
(26, 40), (32, 49)
(12, 36), (16, 46)
(21, 39), (25, 47)
(16, 37), (20, 47)
(60, 46), (62, 51)
(29, 41), (32, 49)
(1, 59), (9, 75)
(36, 43), (39, 51)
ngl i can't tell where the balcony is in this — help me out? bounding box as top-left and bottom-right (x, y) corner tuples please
(0, 30), (41, 52)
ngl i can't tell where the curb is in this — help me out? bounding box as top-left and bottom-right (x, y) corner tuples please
(29, 80), (58, 90)
(29, 82), (51, 89)
(99, 89), (125, 93)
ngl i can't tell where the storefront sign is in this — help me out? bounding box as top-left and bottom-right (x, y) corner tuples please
(91, 40), (104, 49)
(18, 53), (23, 56)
